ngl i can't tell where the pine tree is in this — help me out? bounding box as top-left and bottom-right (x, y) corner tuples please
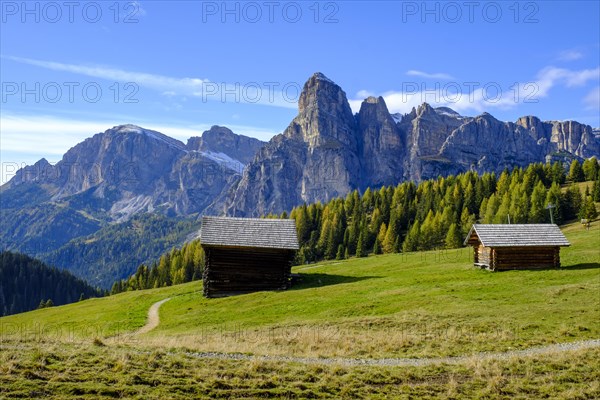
(445, 223), (462, 249)
(464, 181), (477, 214)
(494, 191), (511, 224)
(582, 157), (599, 181)
(564, 185), (583, 221)
(551, 162), (566, 184)
(383, 210), (400, 253)
(373, 239), (381, 255)
(402, 221), (420, 252)
(568, 160), (585, 182)
(581, 196), (599, 220)
(420, 211), (436, 250)
(529, 181), (547, 223)
(593, 179), (600, 202)
(336, 244), (345, 260)
(545, 183), (564, 224)
(459, 208), (476, 237)
(483, 195), (500, 223)
(377, 223), (387, 251)
(356, 231), (366, 258)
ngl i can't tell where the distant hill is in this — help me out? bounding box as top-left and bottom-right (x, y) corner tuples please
(0, 251), (104, 316)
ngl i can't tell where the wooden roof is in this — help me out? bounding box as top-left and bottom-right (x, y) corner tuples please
(200, 216), (299, 250)
(463, 224), (570, 247)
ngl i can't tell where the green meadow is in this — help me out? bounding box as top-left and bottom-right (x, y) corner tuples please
(1, 221), (598, 398)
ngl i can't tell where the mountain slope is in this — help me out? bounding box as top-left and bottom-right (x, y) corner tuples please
(0, 251), (103, 316)
(0, 126), (264, 285)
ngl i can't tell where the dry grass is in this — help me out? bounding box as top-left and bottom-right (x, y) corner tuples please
(1, 338), (599, 399)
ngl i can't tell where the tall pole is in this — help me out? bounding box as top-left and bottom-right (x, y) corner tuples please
(546, 203), (555, 224)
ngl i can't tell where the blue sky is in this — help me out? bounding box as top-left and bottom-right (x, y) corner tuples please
(1, 1), (599, 183)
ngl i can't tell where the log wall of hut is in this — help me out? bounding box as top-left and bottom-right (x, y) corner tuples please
(476, 245), (492, 267)
(491, 246), (560, 271)
(202, 245), (294, 297)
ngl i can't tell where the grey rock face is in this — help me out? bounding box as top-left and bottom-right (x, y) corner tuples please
(356, 96), (405, 190)
(221, 73), (362, 216)
(187, 125), (265, 165)
(516, 116), (600, 158)
(2, 124), (266, 221)
(399, 104), (470, 181)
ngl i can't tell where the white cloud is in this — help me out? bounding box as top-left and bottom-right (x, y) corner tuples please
(583, 86), (600, 111)
(535, 66), (600, 95)
(406, 70), (454, 80)
(0, 113), (277, 183)
(131, 1), (147, 17)
(3, 56), (298, 109)
(557, 49), (583, 61)
(349, 66), (600, 115)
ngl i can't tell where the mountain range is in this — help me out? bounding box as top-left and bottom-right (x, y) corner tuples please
(1, 72), (599, 287)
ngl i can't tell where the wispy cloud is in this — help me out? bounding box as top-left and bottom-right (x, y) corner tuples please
(406, 70), (454, 80)
(3, 56), (298, 109)
(350, 66), (600, 115)
(131, 1), (147, 18)
(535, 66), (599, 94)
(557, 49), (583, 61)
(583, 86), (600, 111)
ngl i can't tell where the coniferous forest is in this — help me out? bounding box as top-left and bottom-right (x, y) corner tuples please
(0, 251), (104, 316)
(113, 160), (600, 294)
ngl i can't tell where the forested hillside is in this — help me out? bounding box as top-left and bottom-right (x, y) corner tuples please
(0, 252), (104, 316)
(287, 160), (599, 263)
(111, 240), (204, 294)
(42, 213), (200, 289)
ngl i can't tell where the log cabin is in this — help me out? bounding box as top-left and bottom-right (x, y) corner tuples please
(199, 216), (299, 298)
(464, 224), (570, 271)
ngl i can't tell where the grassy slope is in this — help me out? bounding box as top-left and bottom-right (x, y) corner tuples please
(1, 221), (599, 399)
(2, 221), (598, 359)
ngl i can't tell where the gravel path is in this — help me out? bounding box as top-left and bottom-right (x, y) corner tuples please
(135, 298), (599, 366)
(5, 298), (595, 368)
(180, 339), (600, 367)
(135, 298), (171, 335)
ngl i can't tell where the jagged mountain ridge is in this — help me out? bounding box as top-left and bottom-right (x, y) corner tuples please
(218, 72), (599, 216)
(3, 124), (265, 219)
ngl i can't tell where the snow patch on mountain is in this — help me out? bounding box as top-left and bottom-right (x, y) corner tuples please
(434, 107), (464, 119)
(200, 151), (245, 173)
(115, 125), (187, 152)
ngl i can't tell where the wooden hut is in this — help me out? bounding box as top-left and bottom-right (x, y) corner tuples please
(464, 224), (570, 271)
(199, 216), (299, 298)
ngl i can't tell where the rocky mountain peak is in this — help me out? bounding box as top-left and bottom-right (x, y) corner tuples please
(293, 72), (357, 147)
(298, 72), (351, 114)
(186, 126), (265, 165)
(361, 96), (388, 109)
(415, 102), (436, 117)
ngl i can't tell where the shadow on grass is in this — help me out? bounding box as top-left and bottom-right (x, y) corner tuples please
(290, 273), (378, 290)
(560, 263), (600, 270)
